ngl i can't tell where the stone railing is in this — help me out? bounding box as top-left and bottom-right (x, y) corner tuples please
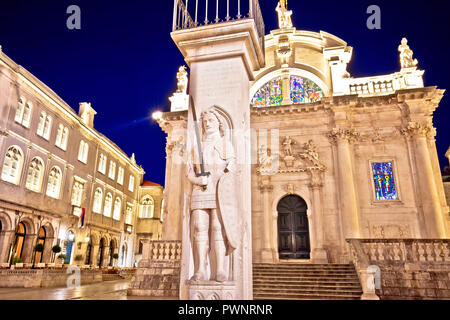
(143, 240), (182, 261)
(172, 0), (265, 47)
(336, 67), (425, 97)
(348, 239), (450, 263)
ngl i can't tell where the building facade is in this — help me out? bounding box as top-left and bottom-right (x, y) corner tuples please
(157, 3), (450, 267)
(0, 46), (162, 267)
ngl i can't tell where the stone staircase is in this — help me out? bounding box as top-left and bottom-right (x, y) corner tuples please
(253, 263), (363, 300)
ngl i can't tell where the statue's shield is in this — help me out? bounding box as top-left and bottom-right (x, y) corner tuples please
(217, 172), (239, 256)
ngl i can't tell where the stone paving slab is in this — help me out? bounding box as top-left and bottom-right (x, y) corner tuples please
(0, 280), (175, 300)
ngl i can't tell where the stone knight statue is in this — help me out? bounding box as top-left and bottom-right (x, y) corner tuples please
(398, 38), (418, 69)
(187, 108), (238, 282)
(276, 0), (293, 29)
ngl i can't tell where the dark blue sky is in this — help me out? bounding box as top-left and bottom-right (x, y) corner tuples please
(0, 0), (449, 185)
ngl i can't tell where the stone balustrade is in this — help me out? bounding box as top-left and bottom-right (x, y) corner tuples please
(347, 239), (450, 300)
(348, 239), (450, 263)
(145, 240), (182, 261)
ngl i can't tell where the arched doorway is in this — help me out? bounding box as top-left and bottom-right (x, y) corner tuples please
(277, 195), (310, 259)
(14, 222), (26, 260)
(98, 238), (105, 267)
(64, 231), (75, 264)
(34, 227), (46, 263)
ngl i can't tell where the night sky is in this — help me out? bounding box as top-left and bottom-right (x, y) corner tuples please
(0, 0), (449, 185)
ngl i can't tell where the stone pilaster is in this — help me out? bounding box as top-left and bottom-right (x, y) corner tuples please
(401, 122), (447, 238)
(327, 128), (361, 242)
(308, 169), (328, 263)
(258, 176), (274, 262)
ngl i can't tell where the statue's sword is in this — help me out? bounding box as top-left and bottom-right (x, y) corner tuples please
(190, 96), (210, 178)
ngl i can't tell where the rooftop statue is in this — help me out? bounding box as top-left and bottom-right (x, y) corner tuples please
(276, 0), (293, 29)
(398, 38), (418, 69)
(176, 65), (188, 94)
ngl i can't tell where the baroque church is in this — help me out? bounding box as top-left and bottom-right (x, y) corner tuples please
(131, 0), (450, 300)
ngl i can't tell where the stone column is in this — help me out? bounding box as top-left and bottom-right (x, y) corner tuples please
(172, 19), (264, 300)
(281, 72), (292, 106)
(328, 128), (361, 241)
(91, 244), (99, 267)
(0, 231), (14, 263)
(402, 122), (447, 238)
(102, 246), (110, 267)
(42, 237), (54, 263)
(308, 169), (328, 263)
(22, 234), (36, 263)
(258, 176), (274, 262)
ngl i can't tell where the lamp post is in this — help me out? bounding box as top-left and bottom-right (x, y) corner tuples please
(8, 211), (24, 267)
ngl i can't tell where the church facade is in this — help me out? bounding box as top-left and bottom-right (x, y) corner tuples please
(157, 2), (449, 269)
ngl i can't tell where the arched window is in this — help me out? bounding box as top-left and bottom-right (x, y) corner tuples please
(37, 112), (46, 137)
(14, 97), (32, 127)
(113, 197), (122, 221)
(120, 244), (127, 267)
(25, 157), (44, 192)
(55, 124), (69, 150)
(125, 205), (133, 225)
(139, 195), (154, 219)
(34, 227), (46, 263)
(71, 180), (84, 208)
(46, 166), (62, 199)
(22, 102), (32, 128)
(1, 146), (24, 185)
(251, 75), (324, 107)
(14, 97), (26, 123)
(108, 161), (116, 180)
(103, 193), (113, 217)
(92, 188), (103, 213)
(98, 154), (107, 174)
(14, 222), (26, 260)
(78, 140), (89, 163)
(128, 175), (135, 192)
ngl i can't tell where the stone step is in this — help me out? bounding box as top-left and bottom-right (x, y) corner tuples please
(253, 282), (360, 290)
(253, 276), (360, 282)
(254, 294), (361, 300)
(254, 288), (362, 294)
(253, 272), (359, 278)
(254, 264), (355, 268)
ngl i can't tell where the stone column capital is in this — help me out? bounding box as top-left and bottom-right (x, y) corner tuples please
(401, 121), (435, 139)
(446, 147), (450, 162)
(327, 128), (360, 145)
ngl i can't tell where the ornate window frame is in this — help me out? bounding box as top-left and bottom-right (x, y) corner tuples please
(368, 158), (403, 205)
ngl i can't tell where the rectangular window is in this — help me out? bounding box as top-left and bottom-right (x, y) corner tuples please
(372, 162), (398, 200)
(128, 175), (135, 192)
(117, 167), (124, 185)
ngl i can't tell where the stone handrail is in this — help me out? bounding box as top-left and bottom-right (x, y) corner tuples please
(347, 239), (450, 263)
(142, 240), (182, 261)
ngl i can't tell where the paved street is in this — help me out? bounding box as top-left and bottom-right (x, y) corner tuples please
(0, 280), (170, 300)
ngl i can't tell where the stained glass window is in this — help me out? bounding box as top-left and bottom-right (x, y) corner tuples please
(290, 75), (323, 104)
(372, 162), (398, 200)
(251, 78), (283, 107)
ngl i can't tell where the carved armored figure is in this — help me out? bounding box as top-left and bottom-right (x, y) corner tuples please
(187, 109), (237, 282)
(282, 136), (295, 157)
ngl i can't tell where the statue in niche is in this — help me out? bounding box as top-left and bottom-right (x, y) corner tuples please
(176, 66), (188, 94)
(276, 0), (293, 29)
(398, 38), (418, 69)
(187, 108), (238, 282)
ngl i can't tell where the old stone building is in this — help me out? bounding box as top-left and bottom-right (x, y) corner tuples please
(138, 0), (450, 300)
(0, 46), (162, 268)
